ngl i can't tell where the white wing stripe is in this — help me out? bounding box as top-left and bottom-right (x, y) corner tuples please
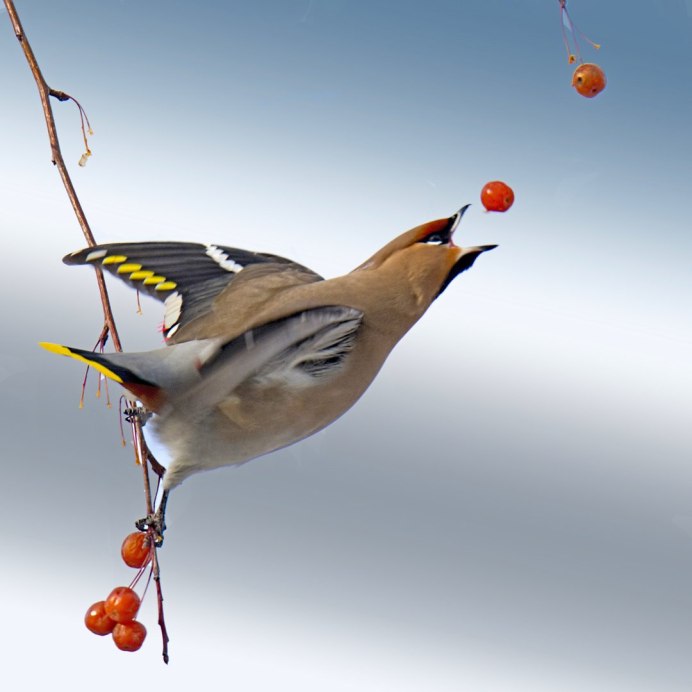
(205, 244), (244, 273)
(163, 291), (184, 330)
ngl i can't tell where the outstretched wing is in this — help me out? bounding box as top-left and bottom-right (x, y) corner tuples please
(64, 242), (323, 340)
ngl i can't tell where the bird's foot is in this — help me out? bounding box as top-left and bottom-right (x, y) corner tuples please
(123, 406), (153, 426)
(136, 509), (166, 547)
(135, 489), (169, 547)
(135, 490), (168, 548)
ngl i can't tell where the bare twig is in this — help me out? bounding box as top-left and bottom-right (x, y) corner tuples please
(132, 419), (169, 663)
(4, 0), (169, 663)
(3, 0), (120, 347)
(152, 544), (170, 664)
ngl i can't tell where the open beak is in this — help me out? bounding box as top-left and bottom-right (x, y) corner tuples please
(447, 204), (471, 243)
(437, 205), (497, 296)
(448, 203), (498, 254)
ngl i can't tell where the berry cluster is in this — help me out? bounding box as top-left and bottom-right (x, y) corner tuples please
(84, 532), (152, 652)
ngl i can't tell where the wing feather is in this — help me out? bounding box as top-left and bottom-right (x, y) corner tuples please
(174, 306), (363, 413)
(64, 242), (322, 339)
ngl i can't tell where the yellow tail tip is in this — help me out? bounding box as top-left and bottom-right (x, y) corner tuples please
(38, 341), (124, 384)
(40, 342), (72, 356)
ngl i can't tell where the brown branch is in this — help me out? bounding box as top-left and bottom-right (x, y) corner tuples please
(152, 543), (170, 664)
(133, 419), (170, 663)
(4, 0), (169, 662)
(3, 0), (122, 349)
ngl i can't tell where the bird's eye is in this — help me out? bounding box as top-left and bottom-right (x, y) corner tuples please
(423, 234), (445, 245)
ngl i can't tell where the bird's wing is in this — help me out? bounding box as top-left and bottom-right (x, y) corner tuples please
(64, 242), (323, 340)
(176, 305), (364, 412)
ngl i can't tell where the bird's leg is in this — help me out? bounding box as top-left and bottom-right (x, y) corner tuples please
(136, 488), (169, 547)
(146, 447), (167, 480)
(125, 405), (169, 543)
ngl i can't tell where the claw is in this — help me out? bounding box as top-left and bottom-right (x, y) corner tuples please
(136, 513), (165, 546)
(123, 406), (152, 426)
(136, 489), (169, 547)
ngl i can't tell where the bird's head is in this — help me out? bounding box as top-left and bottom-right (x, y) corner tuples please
(354, 205), (497, 308)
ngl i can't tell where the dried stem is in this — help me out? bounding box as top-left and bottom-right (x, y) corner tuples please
(4, 0), (169, 663)
(152, 545), (170, 663)
(132, 418), (170, 663)
(132, 418), (156, 516)
(4, 0), (121, 347)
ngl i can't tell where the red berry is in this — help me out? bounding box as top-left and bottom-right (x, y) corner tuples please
(481, 181), (514, 212)
(85, 600), (116, 636)
(572, 63), (606, 98)
(104, 586), (141, 623)
(112, 621), (147, 652)
(121, 531), (152, 569)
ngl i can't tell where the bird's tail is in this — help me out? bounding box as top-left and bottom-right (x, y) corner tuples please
(41, 306), (364, 414)
(40, 342), (167, 410)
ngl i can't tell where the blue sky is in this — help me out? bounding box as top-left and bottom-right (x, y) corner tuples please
(1, 2), (691, 690)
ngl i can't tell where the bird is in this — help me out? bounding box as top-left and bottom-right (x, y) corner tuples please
(41, 205), (496, 540)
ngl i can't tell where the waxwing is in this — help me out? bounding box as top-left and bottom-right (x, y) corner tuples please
(42, 205), (496, 536)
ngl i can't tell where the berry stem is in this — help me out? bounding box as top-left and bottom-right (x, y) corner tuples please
(152, 546), (170, 664)
(131, 416), (170, 662)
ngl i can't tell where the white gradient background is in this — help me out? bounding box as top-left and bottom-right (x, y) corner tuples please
(1, 1), (691, 690)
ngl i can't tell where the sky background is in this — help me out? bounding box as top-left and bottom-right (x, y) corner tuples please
(1, 1), (691, 689)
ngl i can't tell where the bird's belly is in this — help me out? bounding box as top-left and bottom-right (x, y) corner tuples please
(157, 373), (370, 489)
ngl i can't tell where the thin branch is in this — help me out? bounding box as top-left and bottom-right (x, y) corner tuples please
(3, 0), (122, 348)
(133, 418), (170, 663)
(4, 0), (169, 662)
(152, 545), (170, 664)
(133, 420), (156, 519)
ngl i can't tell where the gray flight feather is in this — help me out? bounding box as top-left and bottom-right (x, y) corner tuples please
(170, 306), (364, 414)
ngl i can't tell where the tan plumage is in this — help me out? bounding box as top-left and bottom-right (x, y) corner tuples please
(42, 206), (495, 532)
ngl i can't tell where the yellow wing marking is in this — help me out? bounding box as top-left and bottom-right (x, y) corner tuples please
(102, 255), (128, 265)
(129, 270), (155, 280)
(117, 263), (143, 274)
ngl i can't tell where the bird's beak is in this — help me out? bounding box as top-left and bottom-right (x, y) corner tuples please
(447, 204), (471, 243)
(436, 206), (497, 296)
(436, 243), (496, 297)
(448, 204), (497, 255)
(455, 242), (498, 264)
